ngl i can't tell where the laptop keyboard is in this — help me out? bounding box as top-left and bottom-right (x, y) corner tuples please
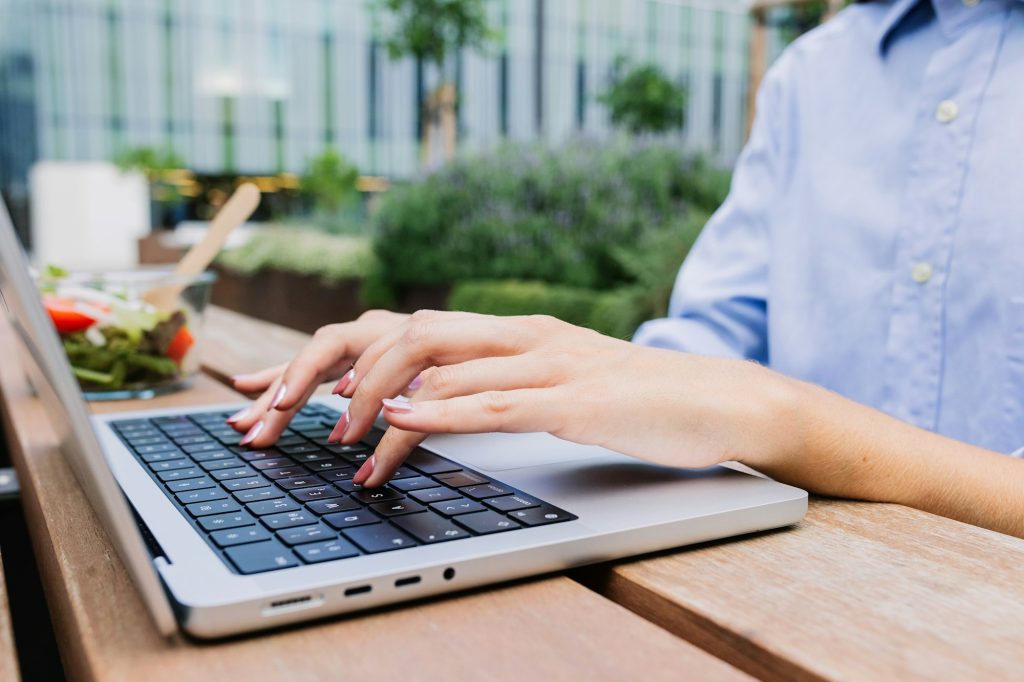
(110, 404), (577, 575)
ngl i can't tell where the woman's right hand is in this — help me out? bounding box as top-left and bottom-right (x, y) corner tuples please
(225, 309), (409, 447)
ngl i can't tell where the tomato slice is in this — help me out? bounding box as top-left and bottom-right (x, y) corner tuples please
(166, 326), (194, 364)
(44, 298), (97, 334)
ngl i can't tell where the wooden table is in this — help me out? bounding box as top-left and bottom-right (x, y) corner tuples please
(0, 548), (18, 682)
(2, 306), (1023, 681)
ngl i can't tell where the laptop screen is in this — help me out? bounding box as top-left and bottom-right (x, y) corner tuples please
(0, 199), (177, 634)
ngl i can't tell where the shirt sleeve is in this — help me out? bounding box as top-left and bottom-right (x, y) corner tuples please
(632, 61), (791, 362)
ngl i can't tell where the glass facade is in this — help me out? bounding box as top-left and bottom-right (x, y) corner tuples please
(0, 0), (753, 190)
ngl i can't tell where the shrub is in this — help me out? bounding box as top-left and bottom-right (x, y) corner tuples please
(372, 139), (729, 292)
(218, 228), (376, 283)
(598, 58), (687, 134)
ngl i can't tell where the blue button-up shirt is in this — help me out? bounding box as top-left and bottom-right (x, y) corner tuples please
(634, 0), (1024, 455)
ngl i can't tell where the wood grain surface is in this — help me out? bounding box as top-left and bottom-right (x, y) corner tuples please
(586, 498), (1024, 681)
(0, 548), (19, 682)
(0, 313), (749, 682)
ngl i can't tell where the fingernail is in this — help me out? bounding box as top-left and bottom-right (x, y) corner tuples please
(407, 373), (423, 391)
(240, 420), (264, 446)
(231, 373), (252, 383)
(225, 407), (250, 424)
(382, 398), (414, 413)
(354, 455), (375, 485)
(270, 384), (287, 410)
(327, 412), (349, 443)
(332, 369), (356, 395)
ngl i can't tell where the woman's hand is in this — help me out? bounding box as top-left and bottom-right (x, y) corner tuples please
(333, 311), (802, 488)
(226, 309), (409, 446)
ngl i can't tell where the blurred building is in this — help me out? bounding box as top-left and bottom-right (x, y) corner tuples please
(0, 0), (804, 222)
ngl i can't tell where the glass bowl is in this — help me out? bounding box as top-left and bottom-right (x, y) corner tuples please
(36, 267), (217, 401)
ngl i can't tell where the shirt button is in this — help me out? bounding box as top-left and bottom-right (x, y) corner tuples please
(911, 262), (934, 284)
(935, 100), (959, 124)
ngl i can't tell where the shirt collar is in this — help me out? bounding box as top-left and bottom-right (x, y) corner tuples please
(875, 0), (928, 53)
(876, 0), (1020, 52)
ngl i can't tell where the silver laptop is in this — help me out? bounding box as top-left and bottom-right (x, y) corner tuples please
(0, 200), (807, 639)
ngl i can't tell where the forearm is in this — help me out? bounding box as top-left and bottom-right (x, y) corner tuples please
(748, 379), (1024, 538)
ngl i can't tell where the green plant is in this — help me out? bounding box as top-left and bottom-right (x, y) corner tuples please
(377, 0), (494, 68)
(302, 148), (360, 215)
(114, 146), (188, 203)
(372, 139), (727, 292)
(217, 228), (376, 283)
(598, 58), (687, 135)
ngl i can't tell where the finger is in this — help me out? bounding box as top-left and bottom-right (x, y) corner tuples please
(382, 389), (565, 437)
(343, 315), (532, 443)
(243, 380), (322, 449)
(231, 373), (282, 438)
(270, 322), (378, 412)
(230, 364), (286, 396)
(354, 426), (428, 488)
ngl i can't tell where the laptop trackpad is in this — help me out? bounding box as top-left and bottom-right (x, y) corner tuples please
(421, 432), (610, 472)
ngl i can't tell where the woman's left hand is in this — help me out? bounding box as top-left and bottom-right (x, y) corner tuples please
(329, 311), (801, 488)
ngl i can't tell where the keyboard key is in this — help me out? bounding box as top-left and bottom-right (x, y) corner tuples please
(336, 449), (372, 465)
(405, 449), (461, 475)
(262, 466), (309, 480)
(210, 525), (273, 548)
(183, 442), (222, 454)
(136, 443), (179, 455)
(392, 514), (470, 544)
(430, 498), (485, 516)
(165, 476), (216, 492)
(186, 500), (241, 517)
(261, 510), (318, 530)
(148, 458), (193, 472)
(322, 510), (380, 530)
(173, 435), (212, 446)
(290, 486), (342, 502)
(294, 538), (360, 563)
(190, 449), (235, 462)
(351, 488), (403, 504)
(320, 468), (357, 482)
(247, 498), (301, 516)
(460, 483), (514, 500)
(291, 451), (336, 464)
(388, 467), (417, 480)
(484, 494), (541, 512)
(323, 443), (370, 456)
(454, 510), (522, 535)
(276, 475), (325, 490)
(233, 487), (284, 503)
(211, 466), (258, 481)
(139, 450), (185, 463)
(225, 540), (299, 574)
(157, 467), (203, 482)
(237, 449), (284, 461)
(370, 500), (426, 517)
(251, 457), (295, 470)
(278, 443), (322, 455)
(342, 523), (416, 553)
(127, 436), (168, 446)
(306, 497), (360, 515)
(198, 512), (254, 531)
(277, 524), (336, 546)
(198, 457), (246, 471)
(434, 471), (489, 488)
(507, 505), (576, 526)
(304, 459), (348, 472)
(175, 488), (227, 505)
(390, 476), (439, 492)
(222, 476), (270, 492)
(409, 487), (460, 504)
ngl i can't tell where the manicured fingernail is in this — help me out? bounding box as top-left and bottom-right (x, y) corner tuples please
(270, 384), (287, 410)
(407, 373), (423, 391)
(231, 373), (253, 383)
(332, 369), (356, 395)
(354, 455), (375, 485)
(382, 398), (414, 413)
(225, 407), (250, 424)
(240, 421), (264, 446)
(327, 412), (349, 443)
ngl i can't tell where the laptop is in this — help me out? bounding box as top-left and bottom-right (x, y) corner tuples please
(0, 199), (807, 639)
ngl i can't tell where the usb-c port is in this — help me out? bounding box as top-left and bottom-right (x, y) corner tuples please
(395, 576), (421, 587)
(344, 585), (372, 597)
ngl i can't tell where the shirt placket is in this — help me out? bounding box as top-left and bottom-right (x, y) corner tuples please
(881, 14), (1007, 430)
